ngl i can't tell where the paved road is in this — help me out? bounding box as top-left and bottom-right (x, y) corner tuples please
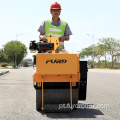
(0, 67), (120, 120)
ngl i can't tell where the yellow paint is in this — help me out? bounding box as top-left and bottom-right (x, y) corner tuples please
(36, 54), (78, 74)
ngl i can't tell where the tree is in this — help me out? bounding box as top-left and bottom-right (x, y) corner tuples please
(79, 44), (97, 58)
(0, 49), (4, 62)
(114, 41), (120, 66)
(99, 38), (120, 67)
(4, 41), (27, 68)
(0, 49), (8, 62)
(79, 45), (94, 57)
(78, 44), (97, 68)
(96, 44), (107, 67)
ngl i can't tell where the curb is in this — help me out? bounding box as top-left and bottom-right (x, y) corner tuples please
(0, 71), (9, 76)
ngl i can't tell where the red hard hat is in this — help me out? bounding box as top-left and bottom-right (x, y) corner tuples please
(50, 2), (62, 10)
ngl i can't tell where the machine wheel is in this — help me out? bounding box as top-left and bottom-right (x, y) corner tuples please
(36, 89), (42, 110)
(43, 88), (78, 112)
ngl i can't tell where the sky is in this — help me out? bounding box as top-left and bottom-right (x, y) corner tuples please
(0, 0), (120, 60)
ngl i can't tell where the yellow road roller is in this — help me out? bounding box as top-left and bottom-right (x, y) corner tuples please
(29, 37), (88, 113)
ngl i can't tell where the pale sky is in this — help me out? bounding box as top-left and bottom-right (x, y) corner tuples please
(0, 0), (120, 60)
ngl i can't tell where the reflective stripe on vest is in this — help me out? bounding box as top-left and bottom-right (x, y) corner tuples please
(45, 19), (67, 48)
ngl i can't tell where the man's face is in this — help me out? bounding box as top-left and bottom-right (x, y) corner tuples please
(51, 9), (61, 17)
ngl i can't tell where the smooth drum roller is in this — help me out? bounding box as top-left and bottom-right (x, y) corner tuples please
(30, 37), (88, 113)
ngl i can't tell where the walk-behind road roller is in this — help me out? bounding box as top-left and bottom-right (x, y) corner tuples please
(29, 37), (88, 113)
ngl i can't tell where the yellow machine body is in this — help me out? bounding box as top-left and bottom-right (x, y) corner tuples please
(33, 37), (80, 87)
(36, 54), (78, 74)
(33, 53), (80, 85)
(31, 37), (87, 111)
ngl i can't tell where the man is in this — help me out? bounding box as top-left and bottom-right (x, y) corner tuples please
(38, 2), (72, 52)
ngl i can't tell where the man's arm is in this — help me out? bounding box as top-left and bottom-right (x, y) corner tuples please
(38, 21), (48, 41)
(59, 23), (72, 42)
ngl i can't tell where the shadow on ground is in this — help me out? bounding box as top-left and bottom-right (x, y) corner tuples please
(37, 103), (104, 119)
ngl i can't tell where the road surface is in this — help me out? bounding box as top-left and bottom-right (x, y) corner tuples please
(0, 67), (120, 120)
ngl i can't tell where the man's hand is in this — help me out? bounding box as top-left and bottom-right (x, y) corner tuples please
(40, 35), (48, 41)
(42, 36), (48, 41)
(59, 36), (69, 41)
(59, 36), (66, 42)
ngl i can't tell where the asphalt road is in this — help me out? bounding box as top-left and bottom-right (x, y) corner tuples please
(0, 67), (120, 120)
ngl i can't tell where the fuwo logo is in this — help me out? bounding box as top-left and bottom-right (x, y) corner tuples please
(46, 59), (67, 64)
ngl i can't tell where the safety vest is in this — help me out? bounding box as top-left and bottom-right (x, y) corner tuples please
(45, 19), (67, 48)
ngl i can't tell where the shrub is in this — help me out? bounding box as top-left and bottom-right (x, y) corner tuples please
(0, 62), (8, 67)
(8, 64), (14, 66)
